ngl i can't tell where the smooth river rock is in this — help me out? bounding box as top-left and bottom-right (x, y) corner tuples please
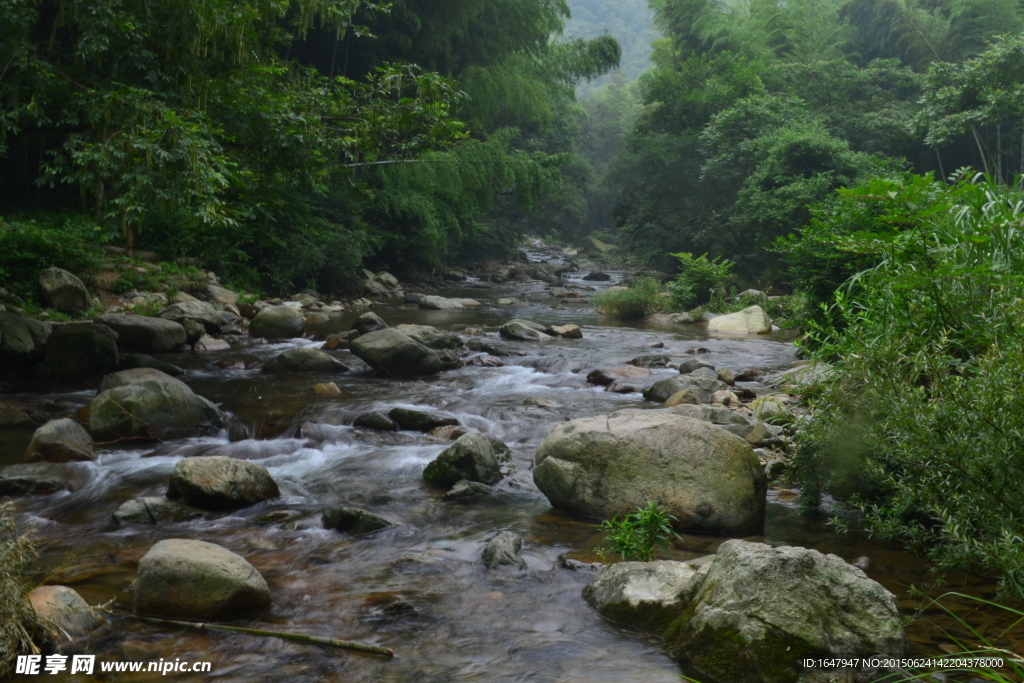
(533, 410), (766, 533)
(707, 305), (772, 335)
(94, 313), (187, 353)
(157, 301), (223, 332)
(38, 267), (89, 314)
(249, 305), (305, 339)
(25, 418), (95, 463)
(28, 585), (105, 643)
(167, 456), (279, 510)
(42, 323), (119, 381)
(423, 432), (504, 488)
(263, 347), (348, 373)
(350, 328), (444, 378)
(134, 539), (271, 620)
(323, 507), (394, 534)
(644, 374), (726, 404)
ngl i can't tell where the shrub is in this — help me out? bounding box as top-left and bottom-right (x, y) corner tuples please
(794, 172), (1024, 599)
(666, 252), (733, 311)
(0, 501), (39, 678)
(594, 277), (663, 319)
(595, 502), (679, 562)
(0, 216), (104, 302)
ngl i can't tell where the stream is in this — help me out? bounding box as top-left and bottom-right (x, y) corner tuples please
(3, 250), (1017, 682)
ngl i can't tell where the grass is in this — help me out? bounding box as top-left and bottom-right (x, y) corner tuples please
(595, 502), (680, 562)
(594, 277), (665, 319)
(0, 500), (40, 677)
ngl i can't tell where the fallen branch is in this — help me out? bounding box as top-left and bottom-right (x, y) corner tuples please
(98, 610), (394, 657)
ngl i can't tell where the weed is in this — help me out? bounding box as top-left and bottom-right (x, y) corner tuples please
(0, 501), (40, 677)
(595, 277), (664, 319)
(595, 502), (680, 562)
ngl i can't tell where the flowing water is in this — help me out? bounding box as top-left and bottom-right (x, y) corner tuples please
(3, 253), (1020, 682)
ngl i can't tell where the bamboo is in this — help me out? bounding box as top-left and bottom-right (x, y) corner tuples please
(100, 610), (394, 658)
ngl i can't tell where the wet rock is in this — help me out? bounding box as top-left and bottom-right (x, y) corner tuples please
(644, 375), (727, 404)
(350, 328), (444, 378)
(42, 323), (120, 381)
(249, 305), (305, 339)
(389, 407), (458, 432)
(134, 539), (271, 620)
(715, 367), (736, 385)
(468, 354), (504, 367)
(90, 369), (225, 441)
(482, 531), (527, 570)
(193, 335), (230, 353)
(583, 559), (709, 631)
(353, 412), (397, 431)
(206, 284), (239, 305)
(404, 292), (425, 304)
(674, 358), (714, 374)
(25, 418), (94, 463)
(707, 305), (771, 335)
(686, 347), (711, 354)
(664, 389), (700, 407)
(180, 318), (205, 345)
(419, 295), (463, 310)
(94, 313), (187, 353)
(586, 366), (653, 386)
(157, 301), (223, 332)
(548, 324), (583, 339)
(750, 395), (789, 420)
(689, 366), (720, 380)
(28, 585), (104, 643)
(735, 368), (764, 382)
(263, 347), (348, 373)
(323, 506), (394, 534)
(0, 312), (40, 368)
(353, 311), (388, 335)
(39, 267), (90, 314)
(427, 425), (469, 441)
(0, 462), (79, 496)
(167, 456), (279, 510)
(627, 354), (671, 368)
(395, 324), (464, 350)
(113, 497), (205, 524)
(311, 382), (341, 396)
(122, 353), (185, 376)
(523, 397), (560, 408)
(0, 399), (35, 428)
(582, 271), (612, 281)
(499, 320), (552, 341)
(533, 410), (766, 533)
(496, 298), (519, 305)
(322, 330), (358, 349)
(444, 480), (494, 499)
(668, 404), (771, 445)
(605, 378), (656, 394)
(423, 432), (503, 487)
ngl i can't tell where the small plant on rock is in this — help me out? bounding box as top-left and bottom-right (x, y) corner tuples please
(595, 501), (679, 562)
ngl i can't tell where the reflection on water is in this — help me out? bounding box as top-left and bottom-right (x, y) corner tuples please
(4, 273), (1019, 682)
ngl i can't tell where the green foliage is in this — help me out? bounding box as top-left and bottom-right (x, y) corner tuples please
(595, 502), (679, 562)
(566, 0), (655, 97)
(594, 276), (664, 319)
(793, 172), (1024, 599)
(0, 501), (39, 678)
(666, 251), (732, 310)
(0, 217), (104, 302)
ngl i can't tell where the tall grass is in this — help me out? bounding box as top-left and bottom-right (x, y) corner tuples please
(594, 277), (664, 319)
(0, 500), (40, 677)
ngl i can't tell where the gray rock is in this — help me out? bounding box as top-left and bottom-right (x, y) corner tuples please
(134, 539), (271, 620)
(627, 354), (672, 368)
(350, 328), (444, 378)
(587, 366), (653, 386)
(206, 284), (239, 305)
(249, 305), (305, 339)
(39, 267), (89, 313)
(89, 370), (225, 441)
(157, 301), (223, 332)
(500, 320), (552, 341)
(715, 367), (736, 385)
(688, 366), (720, 381)
(582, 271), (612, 281)
(583, 559), (710, 631)
(707, 305), (771, 334)
(0, 312), (38, 367)
(375, 272), (399, 288)
(533, 410), (766, 533)
(352, 311), (388, 335)
(423, 432), (503, 487)
(263, 347), (348, 373)
(28, 585), (104, 643)
(419, 295), (463, 310)
(676, 358), (715, 374)
(322, 507), (394, 534)
(167, 456), (279, 510)
(0, 462), (80, 496)
(180, 317), (205, 344)
(95, 313), (187, 353)
(193, 335), (230, 353)
(42, 323), (120, 381)
(353, 412), (397, 431)
(404, 292), (426, 304)
(0, 399), (35, 428)
(468, 354), (505, 367)
(395, 324), (464, 350)
(25, 418), (94, 463)
(548, 324), (582, 339)
(444, 480), (495, 499)
(482, 531), (527, 570)
(644, 375), (727, 403)
(113, 497), (205, 524)
(668, 404), (771, 445)
(388, 407), (458, 432)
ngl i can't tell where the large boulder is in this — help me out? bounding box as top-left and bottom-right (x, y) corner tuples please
(533, 410), (766, 533)
(28, 586), (104, 643)
(95, 313), (187, 353)
(250, 305), (305, 339)
(350, 328), (443, 378)
(585, 540), (907, 683)
(89, 369), (225, 441)
(42, 323), (120, 381)
(38, 267), (89, 314)
(205, 284), (239, 305)
(668, 404), (771, 445)
(157, 301), (223, 332)
(395, 324), (464, 350)
(707, 305), (771, 335)
(644, 374), (726, 404)
(352, 311), (388, 335)
(0, 312), (38, 367)
(134, 539), (271, 620)
(25, 418), (94, 463)
(167, 456), (279, 510)
(263, 347), (348, 373)
(423, 432), (504, 488)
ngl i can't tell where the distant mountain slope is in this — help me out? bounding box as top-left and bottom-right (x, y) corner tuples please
(565, 0), (657, 96)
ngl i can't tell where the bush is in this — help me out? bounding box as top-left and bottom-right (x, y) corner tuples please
(595, 502), (679, 562)
(666, 252), (733, 311)
(0, 216), (104, 302)
(0, 501), (39, 678)
(794, 172), (1024, 599)
(594, 277), (664, 319)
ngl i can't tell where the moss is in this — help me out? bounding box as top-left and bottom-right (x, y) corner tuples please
(594, 599), (680, 635)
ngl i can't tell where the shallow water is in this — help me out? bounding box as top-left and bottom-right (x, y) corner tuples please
(4, 258), (1020, 682)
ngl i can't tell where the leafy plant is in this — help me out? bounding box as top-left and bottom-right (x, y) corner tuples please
(0, 217), (104, 303)
(667, 251), (734, 310)
(595, 502), (679, 562)
(594, 277), (665, 319)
